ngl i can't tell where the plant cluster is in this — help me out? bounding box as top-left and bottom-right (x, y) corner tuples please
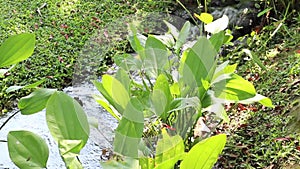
(94, 15), (273, 168)
(1, 13), (274, 168)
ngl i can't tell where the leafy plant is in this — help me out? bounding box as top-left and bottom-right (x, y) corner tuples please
(94, 17), (273, 168)
(0, 34), (90, 168)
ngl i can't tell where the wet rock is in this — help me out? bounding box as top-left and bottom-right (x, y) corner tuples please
(210, 3), (259, 39)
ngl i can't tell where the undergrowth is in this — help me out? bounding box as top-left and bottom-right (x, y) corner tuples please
(0, 0), (173, 114)
(218, 10), (300, 168)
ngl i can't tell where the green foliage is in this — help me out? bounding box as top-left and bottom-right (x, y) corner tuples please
(0, 33), (35, 68)
(0, 35), (90, 168)
(46, 91), (90, 144)
(95, 19), (273, 168)
(9, 90), (90, 168)
(180, 134), (226, 169)
(7, 130), (49, 169)
(154, 130), (185, 168)
(18, 88), (56, 115)
(0, 0), (172, 113)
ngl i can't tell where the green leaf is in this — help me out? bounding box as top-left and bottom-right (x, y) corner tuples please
(153, 34), (175, 48)
(209, 31), (225, 51)
(94, 75), (130, 115)
(180, 37), (217, 97)
(7, 130), (49, 169)
(151, 74), (172, 121)
(115, 68), (131, 93)
(114, 53), (142, 72)
(194, 13), (213, 24)
(128, 33), (146, 52)
(155, 130), (185, 169)
(102, 75), (130, 111)
(212, 61), (237, 83)
(175, 21), (191, 53)
(139, 157), (155, 169)
(180, 134), (226, 169)
(6, 78), (46, 93)
(257, 7), (272, 17)
(238, 94), (274, 108)
(0, 33), (35, 67)
(93, 93), (121, 121)
(101, 157), (140, 169)
(46, 91), (90, 146)
(18, 88), (56, 115)
(169, 97), (201, 113)
(144, 35), (169, 78)
(164, 20), (179, 40)
(58, 140), (83, 169)
(113, 98), (144, 158)
(213, 73), (256, 101)
(243, 49), (267, 71)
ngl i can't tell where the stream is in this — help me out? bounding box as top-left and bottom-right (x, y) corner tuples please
(0, 83), (118, 169)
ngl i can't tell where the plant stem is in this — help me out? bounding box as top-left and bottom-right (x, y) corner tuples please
(175, 0), (202, 31)
(0, 110), (20, 131)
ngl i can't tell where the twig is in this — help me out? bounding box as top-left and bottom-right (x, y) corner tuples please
(0, 110), (20, 131)
(37, 3), (47, 17)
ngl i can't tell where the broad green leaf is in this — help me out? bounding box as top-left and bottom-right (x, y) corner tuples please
(175, 21), (191, 53)
(94, 75), (130, 114)
(93, 80), (122, 118)
(128, 33), (146, 52)
(239, 94), (274, 108)
(164, 20), (179, 40)
(18, 88), (56, 115)
(180, 37), (217, 97)
(114, 53), (142, 72)
(259, 97), (274, 108)
(101, 157), (140, 169)
(169, 97), (201, 113)
(155, 130), (185, 169)
(194, 13), (213, 24)
(180, 134), (226, 169)
(7, 130), (49, 169)
(144, 35), (169, 78)
(115, 68), (131, 93)
(139, 157), (155, 169)
(213, 73), (256, 101)
(113, 98), (144, 158)
(209, 31), (225, 51)
(58, 140), (83, 169)
(6, 78), (46, 93)
(151, 74), (172, 121)
(243, 49), (267, 71)
(93, 93), (121, 121)
(102, 75), (130, 111)
(46, 92), (90, 146)
(0, 33), (35, 67)
(170, 82), (180, 96)
(153, 34), (175, 48)
(212, 62), (237, 83)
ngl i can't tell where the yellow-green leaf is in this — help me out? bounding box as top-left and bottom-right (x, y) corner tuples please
(194, 13), (213, 24)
